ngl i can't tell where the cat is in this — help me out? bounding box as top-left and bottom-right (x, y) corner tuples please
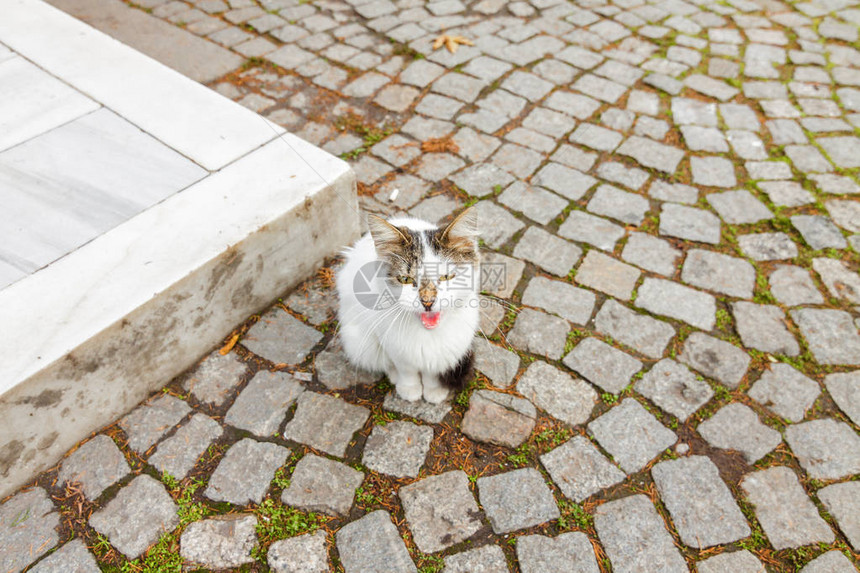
(336, 208), (480, 404)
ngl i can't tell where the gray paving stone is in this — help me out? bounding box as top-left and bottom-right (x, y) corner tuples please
(491, 143), (544, 179)
(551, 145), (597, 172)
(243, 309), (323, 366)
(818, 481), (860, 551)
(180, 514), (257, 570)
(586, 185), (650, 226)
(370, 134), (420, 167)
(727, 130), (768, 160)
(415, 94), (463, 120)
(634, 115), (670, 140)
(635, 359), (714, 421)
(517, 532), (599, 573)
(513, 227), (582, 277)
(678, 332), (750, 389)
(462, 56), (513, 82)
(636, 277), (716, 331)
(415, 152), (466, 182)
(792, 215), (848, 250)
(400, 59), (445, 87)
(315, 339), (379, 390)
(627, 89), (660, 116)
(58, 435), (129, 501)
(672, 97), (717, 126)
(498, 182), (567, 225)
(522, 108), (576, 139)
(353, 155), (394, 185)
(282, 454), (363, 516)
(786, 419), (860, 480)
(691, 156), (737, 188)
(682, 249), (756, 299)
(450, 164), (513, 199)
(594, 299), (676, 359)
(748, 161), (794, 182)
(813, 258), (860, 305)
(480, 251), (525, 299)
(770, 265), (824, 306)
(819, 136), (860, 169)
(588, 399), (676, 473)
(785, 145), (833, 173)
(800, 551), (857, 573)
(474, 336), (520, 388)
(741, 466), (834, 550)
(540, 436), (625, 503)
(452, 127), (501, 162)
(682, 126), (728, 152)
(206, 438), (289, 505)
(594, 495), (688, 573)
(28, 539), (100, 573)
(474, 200), (524, 249)
(89, 475), (179, 559)
(545, 91), (602, 119)
(698, 551), (765, 573)
(595, 161), (648, 190)
(621, 232), (681, 277)
(757, 181), (813, 209)
(575, 251), (641, 301)
(811, 173), (860, 195)
(698, 403), (781, 464)
(120, 393), (191, 454)
(225, 371), (303, 437)
(504, 127), (555, 152)
(659, 203), (721, 244)
(563, 337), (642, 395)
(651, 456), (750, 548)
(573, 74), (627, 104)
(826, 199), (860, 234)
(706, 190), (772, 224)
(183, 351), (247, 407)
(791, 308), (860, 365)
(733, 302), (799, 355)
(477, 468), (560, 534)
(825, 371), (860, 426)
(268, 530), (329, 573)
(400, 470), (482, 553)
(476, 90), (527, 120)
(558, 210), (625, 251)
(149, 413), (223, 480)
(570, 123), (623, 152)
(749, 364), (819, 423)
(374, 84), (421, 112)
(283, 392), (370, 457)
(432, 73), (487, 103)
(507, 308), (569, 360)
(362, 421), (433, 478)
(517, 361), (596, 426)
(336, 510), (416, 573)
(533, 163), (598, 201)
(460, 109), (510, 134)
(738, 233), (798, 261)
(502, 70), (554, 101)
(0, 488), (59, 573)
(461, 390), (536, 448)
(444, 544), (507, 573)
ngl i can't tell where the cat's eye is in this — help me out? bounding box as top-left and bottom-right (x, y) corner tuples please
(439, 273), (456, 281)
(396, 276), (414, 285)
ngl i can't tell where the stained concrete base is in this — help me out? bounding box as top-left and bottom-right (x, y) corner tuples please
(0, 0), (359, 498)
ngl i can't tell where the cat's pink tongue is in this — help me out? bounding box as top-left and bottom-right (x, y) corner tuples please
(420, 311), (441, 329)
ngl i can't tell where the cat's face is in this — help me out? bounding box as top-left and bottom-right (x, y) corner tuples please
(368, 209), (479, 329)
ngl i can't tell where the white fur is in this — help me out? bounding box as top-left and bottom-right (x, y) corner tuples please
(336, 217), (479, 403)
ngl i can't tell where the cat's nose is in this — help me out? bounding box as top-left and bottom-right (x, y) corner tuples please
(420, 298), (434, 311)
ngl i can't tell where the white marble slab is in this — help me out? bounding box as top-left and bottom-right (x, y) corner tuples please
(0, 42), (14, 63)
(0, 107), (207, 272)
(0, 134), (354, 393)
(0, 55), (99, 152)
(0, 0), (281, 170)
(0, 259), (26, 291)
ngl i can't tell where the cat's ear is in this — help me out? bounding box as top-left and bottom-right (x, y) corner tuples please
(439, 207), (478, 252)
(367, 214), (411, 257)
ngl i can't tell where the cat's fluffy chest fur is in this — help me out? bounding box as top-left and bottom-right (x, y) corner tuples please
(336, 209), (479, 404)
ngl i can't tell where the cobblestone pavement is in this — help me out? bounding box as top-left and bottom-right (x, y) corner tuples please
(3, 0), (860, 571)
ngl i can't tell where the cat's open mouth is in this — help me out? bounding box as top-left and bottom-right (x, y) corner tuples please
(420, 311), (441, 329)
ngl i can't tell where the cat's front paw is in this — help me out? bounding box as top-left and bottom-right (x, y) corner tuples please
(423, 384), (450, 404)
(396, 382), (423, 402)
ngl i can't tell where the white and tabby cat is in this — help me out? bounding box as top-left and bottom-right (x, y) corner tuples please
(336, 208), (479, 404)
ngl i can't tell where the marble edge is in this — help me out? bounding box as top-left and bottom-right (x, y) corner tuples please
(0, 134), (354, 392)
(0, 0), (282, 170)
